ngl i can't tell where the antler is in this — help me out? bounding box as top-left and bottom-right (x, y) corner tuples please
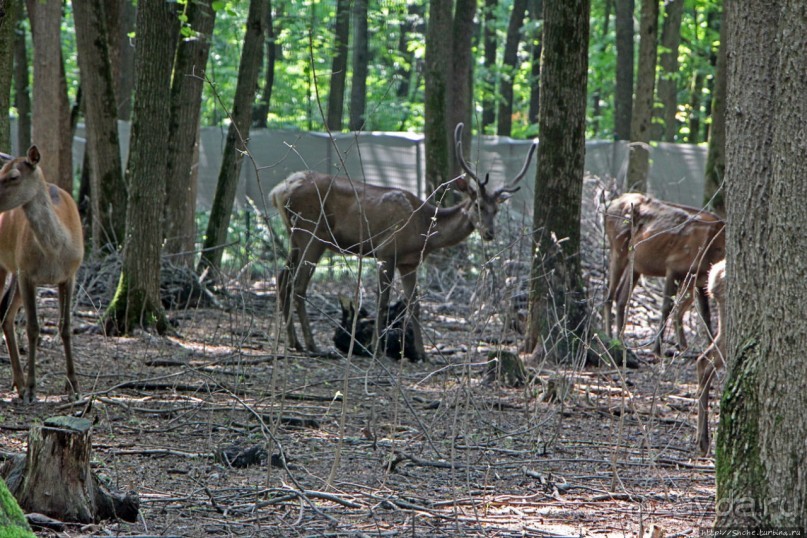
(454, 123), (482, 185)
(496, 138), (538, 196)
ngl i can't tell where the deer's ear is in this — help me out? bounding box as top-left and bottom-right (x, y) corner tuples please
(454, 176), (470, 192)
(27, 145), (41, 166)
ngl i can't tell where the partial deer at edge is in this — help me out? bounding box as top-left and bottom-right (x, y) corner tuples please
(696, 258), (726, 455)
(272, 123), (537, 360)
(604, 193), (725, 355)
(0, 146), (84, 402)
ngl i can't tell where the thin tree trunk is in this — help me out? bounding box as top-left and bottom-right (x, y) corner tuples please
(481, 0), (497, 132)
(526, 0), (590, 356)
(497, 0), (527, 136)
(348, 0), (368, 131)
(73, 0), (126, 252)
(198, 0), (267, 274)
(626, 0), (659, 191)
(654, 0), (683, 142)
(590, 0), (612, 135)
(116, 0), (136, 121)
(13, 0), (30, 153)
(527, 0), (542, 126)
(104, 0), (178, 335)
(326, 0), (349, 131)
(614, 0), (634, 141)
(164, 0), (217, 267)
(448, 0), (477, 178)
(0, 0), (19, 152)
(703, 7), (726, 215)
(687, 70), (704, 143)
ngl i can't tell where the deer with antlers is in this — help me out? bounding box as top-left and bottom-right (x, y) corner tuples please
(271, 123), (537, 360)
(604, 192), (725, 355)
(0, 146), (84, 402)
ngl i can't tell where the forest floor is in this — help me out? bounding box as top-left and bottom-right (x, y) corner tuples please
(0, 177), (721, 537)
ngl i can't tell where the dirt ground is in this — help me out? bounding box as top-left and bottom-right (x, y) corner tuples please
(0, 178), (721, 537)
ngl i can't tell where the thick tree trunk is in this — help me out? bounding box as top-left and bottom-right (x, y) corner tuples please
(348, 0), (368, 131)
(423, 0), (452, 193)
(526, 0), (589, 356)
(703, 8), (726, 215)
(717, 0), (807, 529)
(0, 0), (19, 152)
(3, 417), (138, 524)
(626, 0), (658, 191)
(105, 0), (178, 334)
(614, 0), (634, 141)
(654, 0), (683, 142)
(326, 0), (350, 131)
(164, 0), (217, 267)
(448, 0), (476, 178)
(496, 0), (527, 137)
(199, 0), (267, 274)
(73, 0), (127, 252)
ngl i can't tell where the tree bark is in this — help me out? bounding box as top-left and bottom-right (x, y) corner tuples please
(716, 0), (807, 528)
(164, 0), (217, 267)
(590, 0), (611, 136)
(448, 0), (477, 178)
(481, 0), (497, 133)
(526, 0), (542, 126)
(348, 0), (368, 131)
(73, 0), (127, 252)
(654, 0), (683, 142)
(252, 0), (276, 128)
(625, 0), (658, 191)
(326, 0), (350, 131)
(13, 0), (30, 153)
(526, 0), (589, 357)
(0, 0), (19, 152)
(703, 7), (726, 215)
(496, 0), (527, 137)
(687, 70), (704, 144)
(115, 0), (136, 121)
(104, 0), (178, 334)
(614, 0), (634, 141)
(198, 0), (267, 274)
(424, 0), (452, 193)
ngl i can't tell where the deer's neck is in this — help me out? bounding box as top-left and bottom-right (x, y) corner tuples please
(23, 183), (73, 255)
(422, 202), (475, 252)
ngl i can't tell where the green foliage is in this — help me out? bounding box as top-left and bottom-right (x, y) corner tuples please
(0, 478), (34, 538)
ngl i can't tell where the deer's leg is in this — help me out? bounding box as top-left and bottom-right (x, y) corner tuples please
(614, 270), (638, 339)
(605, 248), (628, 339)
(374, 259), (394, 357)
(398, 264), (425, 362)
(277, 257), (302, 351)
(17, 277), (39, 403)
(655, 272), (679, 355)
(695, 284), (713, 340)
(292, 241), (326, 353)
(674, 283), (694, 350)
(696, 343), (724, 455)
(0, 273), (26, 398)
(58, 278), (79, 399)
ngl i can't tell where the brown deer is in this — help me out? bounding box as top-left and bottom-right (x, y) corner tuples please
(272, 123), (537, 360)
(696, 258), (726, 455)
(0, 146), (84, 402)
(604, 193), (725, 355)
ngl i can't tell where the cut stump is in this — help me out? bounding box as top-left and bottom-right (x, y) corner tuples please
(1, 416), (139, 524)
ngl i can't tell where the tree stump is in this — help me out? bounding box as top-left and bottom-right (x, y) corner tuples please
(484, 350), (528, 387)
(1, 417), (139, 524)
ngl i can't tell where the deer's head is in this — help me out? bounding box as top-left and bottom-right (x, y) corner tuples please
(454, 123), (537, 241)
(0, 146), (43, 213)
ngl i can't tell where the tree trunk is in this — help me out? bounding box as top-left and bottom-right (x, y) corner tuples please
(448, 0), (477, 178)
(590, 0), (611, 135)
(526, 0), (589, 357)
(527, 0), (542, 126)
(0, 0), (19, 152)
(198, 0), (267, 274)
(654, 0), (683, 142)
(3, 417), (139, 524)
(164, 0), (217, 267)
(115, 0), (136, 121)
(423, 0), (452, 194)
(326, 0), (350, 131)
(625, 0), (658, 192)
(104, 0), (178, 335)
(481, 0), (497, 133)
(703, 7), (726, 215)
(688, 72), (704, 143)
(348, 0), (368, 131)
(614, 0), (634, 141)
(496, 0), (527, 137)
(26, 0), (64, 187)
(717, 0), (807, 528)
(0, 477), (34, 537)
(13, 0), (31, 153)
(394, 4), (419, 100)
(73, 0), (126, 252)
(252, 0), (276, 128)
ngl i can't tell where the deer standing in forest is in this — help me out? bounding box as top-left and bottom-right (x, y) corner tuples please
(0, 146), (84, 402)
(272, 123), (537, 360)
(696, 258), (726, 455)
(604, 193), (725, 355)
